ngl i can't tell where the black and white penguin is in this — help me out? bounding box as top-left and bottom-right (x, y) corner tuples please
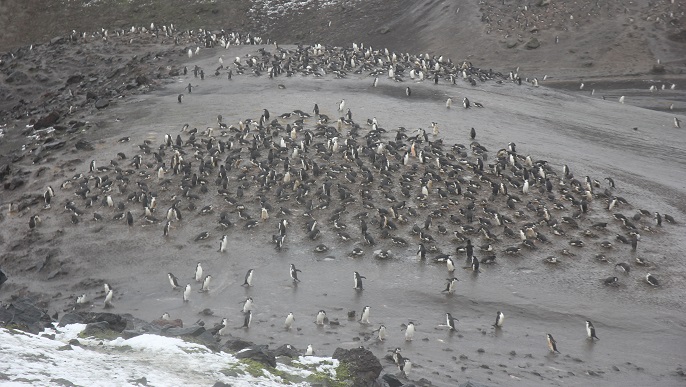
(615, 262), (630, 273)
(404, 322), (415, 341)
(470, 127), (476, 140)
(290, 264), (301, 283)
(167, 273), (180, 290)
(241, 297), (253, 313)
(463, 97), (470, 108)
(195, 263), (203, 282)
(200, 275), (211, 292)
(417, 243), (427, 260)
(471, 255), (480, 272)
(442, 277), (458, 294)
(645, 273), (659, 286)
(219, 235), (228, 252)
(126, 211), (134, 227)
(360, 306), (371, 324)
(29, 215), (41, 229)
(218, 318), (230, 336)
(353, 271), (366, 290)
(547, 333), (560, 353)
(177, 94), (183, 103)
(603, 276), (619, 286)
(104, 289), (113, 308)
(406, 87), (411, 97)
(654, 212), (662, 226)
(183, 284), (191, 302)
(375, 324), (387, 341)
(316, 310), (327, 325)
(242, 310), (252, 328)
(163, 220), (171, 237)
(284, 312), (295, 330)
(76, 294), (87, 304)
(242, 269), (254, 287)
(445, 313), (458, 331)
(305, 344), (314, 356)
(585, 320), (599, 340)
(494, 311), (505, 328)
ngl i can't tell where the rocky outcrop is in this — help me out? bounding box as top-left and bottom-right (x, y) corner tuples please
(235, 345), (277, 368)
(0, 298), (53, 333)
(332, 347), (382, 387)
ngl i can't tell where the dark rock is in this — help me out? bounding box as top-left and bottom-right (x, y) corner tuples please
(223, 338), (255, 352)
(68, 339), (81, 346)
(525, 38), (540, 49)
(135, 75), (150, 85)
(74, 139), (94, 151)
(50, 378), (76, 386)
(651, 64), (665, 74)
(506, 40), (518, 49)
(169, 69), (180, 76)
(212, 383), (230, 387)
(235, 345), (276, 368)
(162, 324), (206, 337)
(6, 71), (29, 84)
(332, 347), (382, 387)
(42, 140), (67, 152)
(50, 36), (66, 45)
(85, 312), (128, 332)
(59, 312), (86, 327)
(121, 329), (144, 339)
(274, 344), (301, 358)
(86, 91), (98, 101)
(66, 75), (84, 85)
(95, 99), (110, 109)
(0, 298), (52, 333)
(129, 377), (148, 385)
(382, 373), (403, 387)
(81, 321), (113, 337)
(0, 267), (7, 288)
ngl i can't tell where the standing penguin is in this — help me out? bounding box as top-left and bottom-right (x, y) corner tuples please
(200, 275), (211, 292)
(242, 269), (254, 287)
(442, 277), (458, 294)
(353, 271), (366, 290)
(494, 311), (505, 328)
(546, 333), (560, 353)
(585, 320), (599, 340)
(195, 263), (203, 282)
(284, 312), (295, 330)
(219, 235), (228, 252)
(445, 313), (458, 331)
(463, 97), (470, 108)
(404, 322), (415, 341)
(360, 306), (371, 324)
(406, 87), (411, 97)
(183, 284), (191, 302)
(470, 127), (476, 140)
(242, 310), (252, 328)
(290, 264), (302, 283)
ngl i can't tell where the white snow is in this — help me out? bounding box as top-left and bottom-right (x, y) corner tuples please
(0, 325), (338, 386)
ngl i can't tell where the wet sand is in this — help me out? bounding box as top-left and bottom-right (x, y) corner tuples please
(1, 43), (686, 386)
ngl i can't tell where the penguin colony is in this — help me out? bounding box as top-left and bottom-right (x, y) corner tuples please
(20, 32), (678, 379)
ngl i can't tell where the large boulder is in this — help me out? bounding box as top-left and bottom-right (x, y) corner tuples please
(0, 298), (52, 334)
(85, 312), (127, 332)
(526, 38), (541, 49)
(222, 338), (255, 352)
(33, 111), (60, 130)
(235, 345), (276, 368)
(332, 347), (382, 386)
(274, 344), (301, 358)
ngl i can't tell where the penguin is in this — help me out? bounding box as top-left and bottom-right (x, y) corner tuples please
(242, 310), (252, 328)
(494, 311), (505, 328)
(305, 344), (314, 356)
(547, 333), (560, 353)
(168, 273), (180, 290)
(195, 263), (203, 282)
(442, 277), (458, 294)
(218, 318), (230, 336)
(654, 212), (662, 226)
(76, 294), (87, 304)
(161, 312), (171, 320)
(177, 94), (183, 103)
(603, 276), (619, 286)
(446, 97), (452, 108)
(471, 255), (480, 272)
(470, 127), (476, 140)
(615, 262), (630, 273)
(445, 313), (458, 331)
(104, 289), (113, 308)
(163, 220), (171, 237)
(29, 215), (41, 230)
(404, 322), (415, 341)
(373, 77), (378, 87)
(375, 324), (387, 341)
(284, 312), (295, 330)
(446, 257), (455, 272)
(645, 273), (659, 287)
(405, 87), (411, 97)
(360, 306), (371, 324)
(338, 99), (345, 112)
(242, 297), (253, 313)
(43, 188), (52, 209)
(354, 271), (366, 290)
(463, 97), (470, 108)
(316, 310), (327, 325)
(126, 211), (134, 227)
(183, 284), (191, 302)
(219, 235), (228, 252)
(290, 263), (301, 283)
(242, 269), (254, 287)
(200, 275), (211, 292)
(675, 117), (681, 128)
(89, 160), (96, 173)
(417, 243), (427, 260)
(585, 320), (599, 340)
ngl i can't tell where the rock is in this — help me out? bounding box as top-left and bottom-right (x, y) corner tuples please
(86, 91), (98, 101)
(68, 339), (81, 346)
(525, 38), (540, 49)
(85, 312), (128, 332)
(81, 321), (113, 337)
(235, 345), (276, 368)
(6, 71), (29, 84)
(66, 75), (84, 85)
(50, 36), (65, 45)
(223, 338), (255, 352)
(135, 75), (150, 85)
(212, 383), (231, 387)
(59, 312), (86, 327)
(506, 40), (518, 49)
(0, 267), (7, 288)
(0, 298), (52, 334)
(538, 0), (551, 6)
(94, 99), (110, 109)
(74, 139), (94, 151)
(382, 373), (403, 387)
(651, 64), (665, 74)
(377, 26), (391, 34)
(274, 344), (301, 358)
(332, 347), (382, 387)
(50, 377), (76, 386)
(162, 324), (206, 337)
(33, 110), (60, 130)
